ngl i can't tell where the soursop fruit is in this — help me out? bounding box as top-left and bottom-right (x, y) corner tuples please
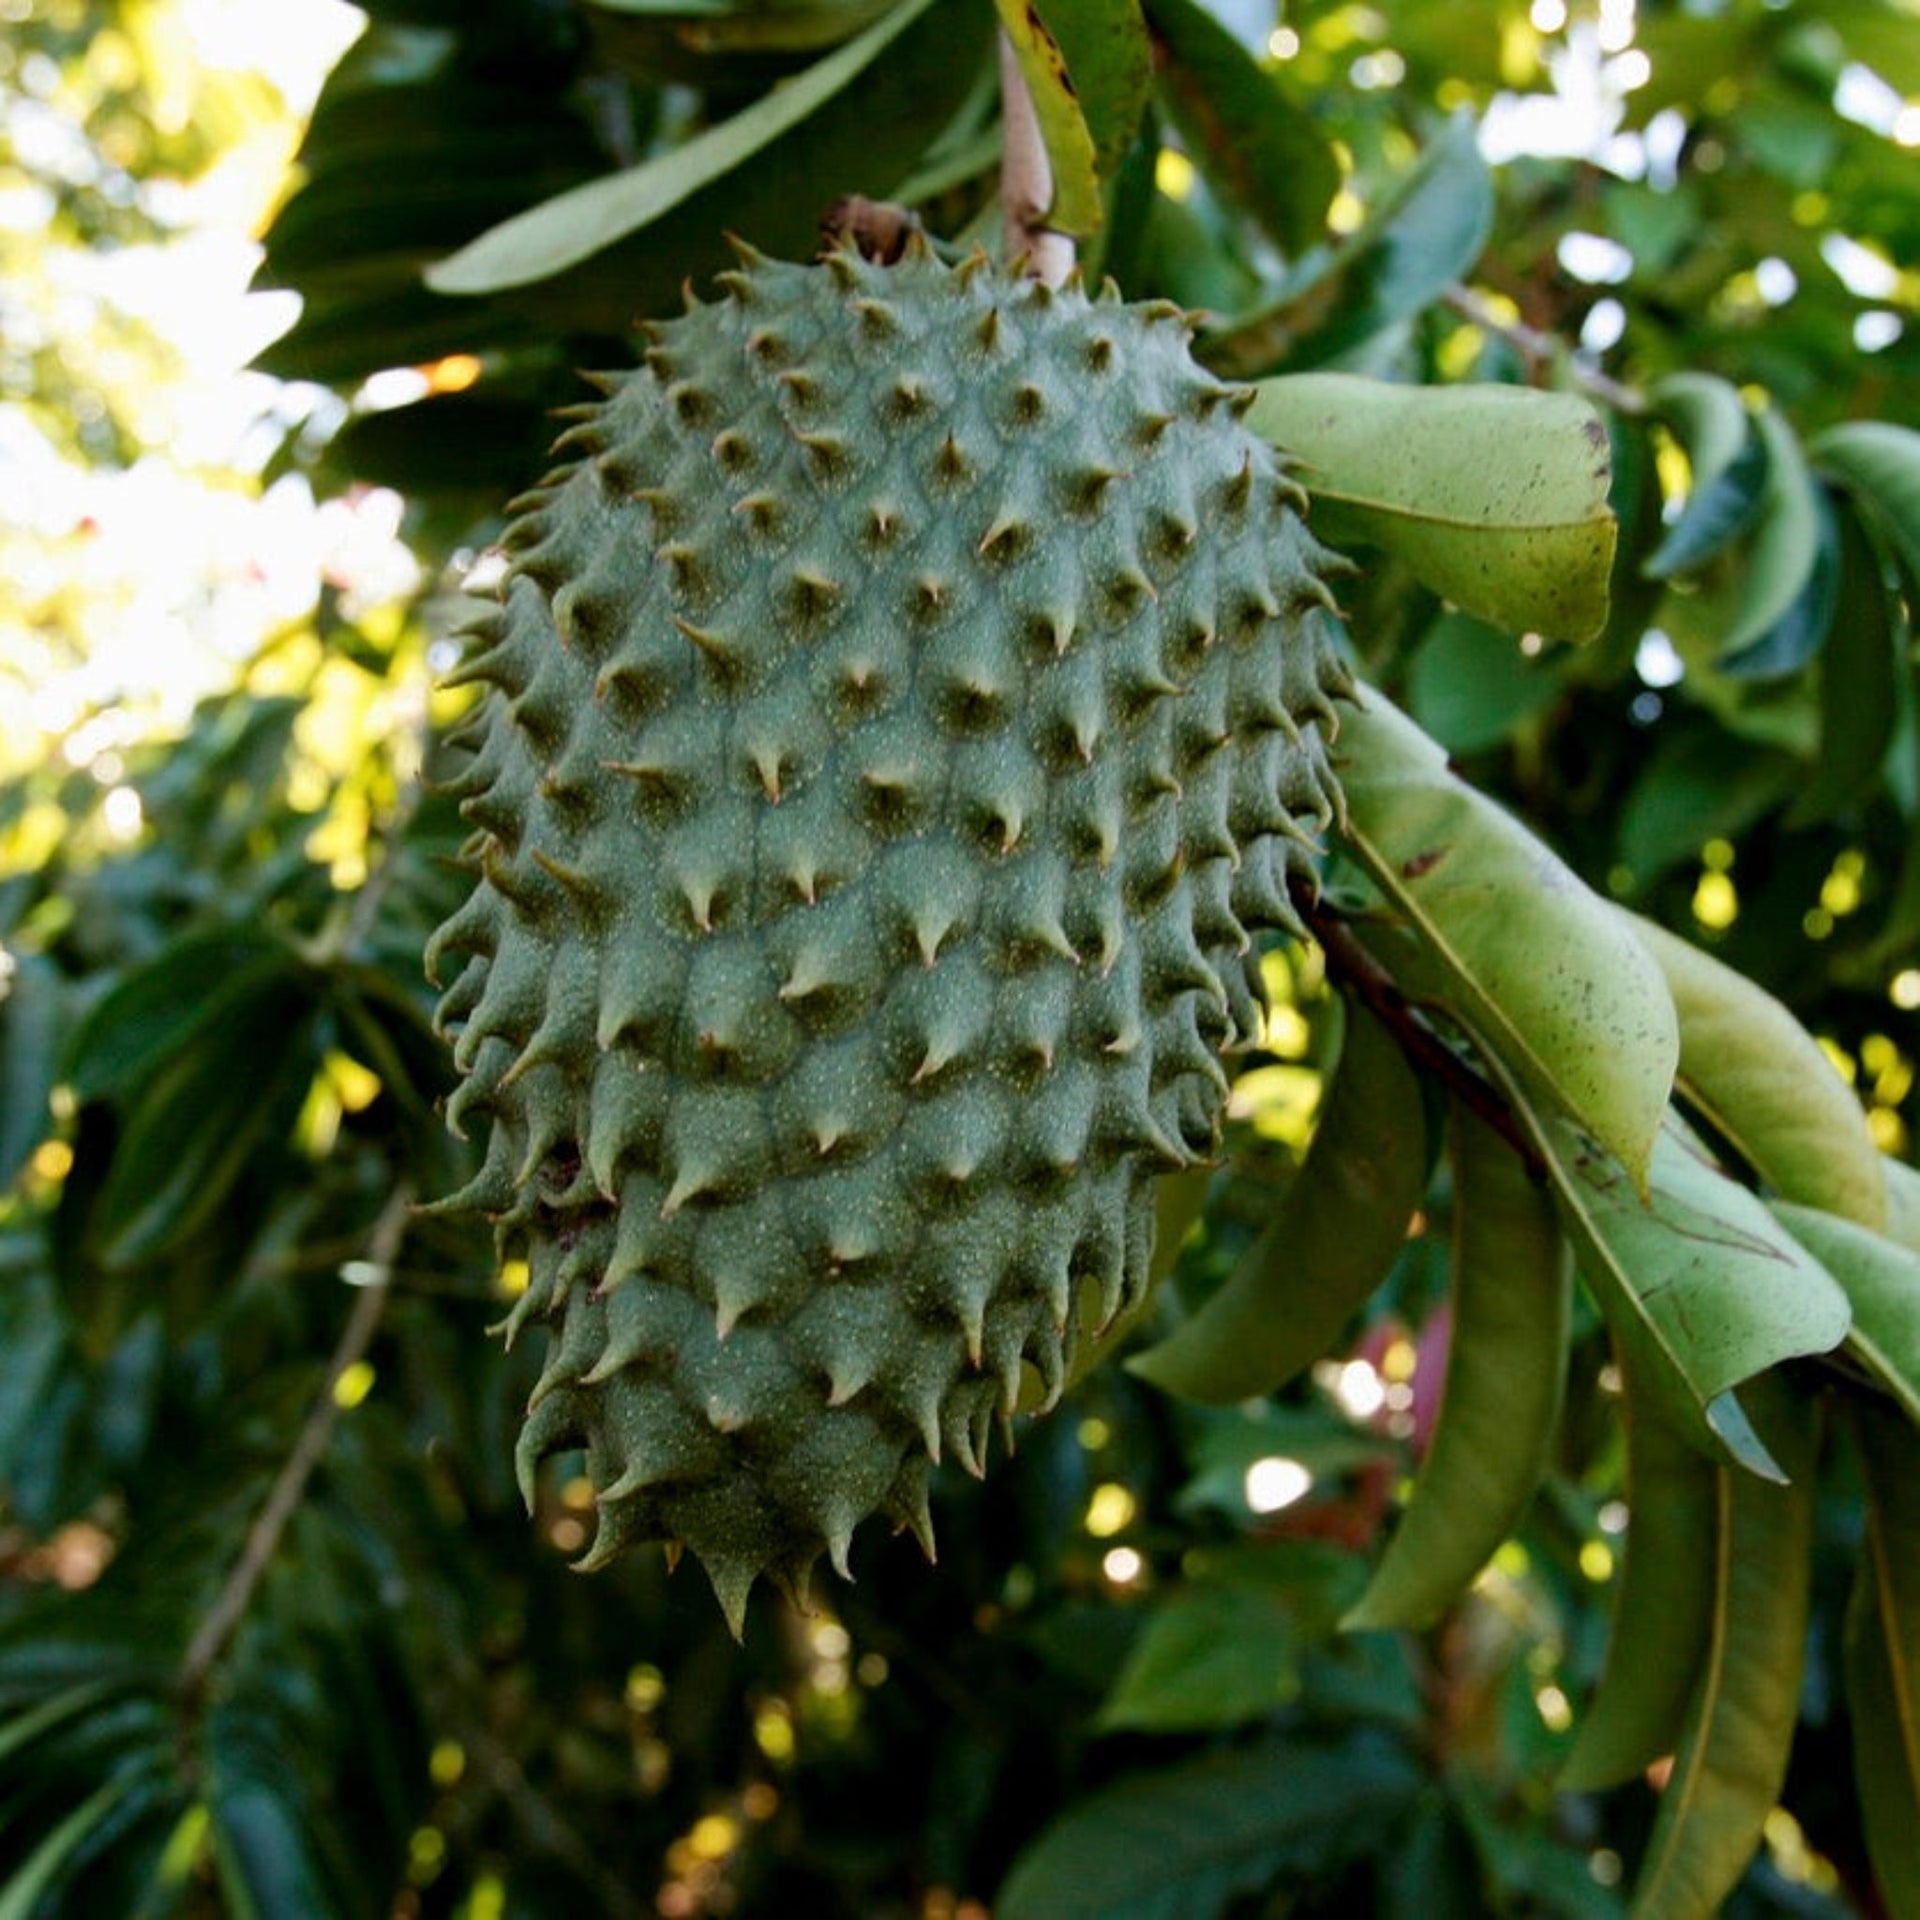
(426, 235), (1352, 1630)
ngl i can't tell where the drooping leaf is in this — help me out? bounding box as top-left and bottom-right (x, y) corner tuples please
(1526, 1115), (1848, 1478)
(1846, 1403), (1920, 1920)
(1643, 372), (1770, 581)
(1715, 404), (1823, 662)
(1715, 481), (1839, 681)
(996, 1737), (1421, 1920)
(1204, 113), (1493, 378)
(1789, 498), (1901, 822)
(1129, 1001), (1426, 1404)
(995, 0), (1104, 236)
(1889, 1158), (1920, 1257)
(1772, 1204), (1920, 1423)
(1561, 1361), (1719, 1791)
(0, 1774), (140, 1920)
(1619, 912), (1886, 1231)
(1335, 689), (1678, 1183)
(1249, 375), (1615, 642)
(1813, 418), (1920, 587)
(428, 0), (961, 293)
(1142, 0), (1337, 257)
(1343, 1107), (1570, 1632)
(1630, 1380), (1818, 1919)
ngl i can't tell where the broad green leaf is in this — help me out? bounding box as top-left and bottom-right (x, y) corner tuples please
(1204, 113), (1492, 378)
(1889, 1158), (1920, 1257)
(996, 1738), (1421, 1919)
(589, 0), (899, 52)
(64, 931), (290, 1104)
(1248, 375), (1615, 643)
(1846, 1403), (1920, 1920)
(1344, 1107), (1569, 1631)
(428, 0), (947, 293)
(1620, 913), (1886, 1231)
(1561, 1363), (1719, 1791)
(1813, 419), (1920, 587)
(1772, 1204), (1920, 1422)
(1129, 1002), (1425, 1404)
(1142, 0), (1337, 257)
(1335, 690), (1678, 1182)
(1643, 372), (1769, 580)
(1631, 1380), (1818, 1920)
(0, 953), (64, 1191)
(1529, 1114), (1849, 1477)
(1789, 500), (1900, 822)
(1716, 404), (1823, 661)
(1096, 1583), (1299, 1733)
(1033, 0), (1150, 178)
(995, 0), (1104, 236)
(1615, 726), (1797, 890)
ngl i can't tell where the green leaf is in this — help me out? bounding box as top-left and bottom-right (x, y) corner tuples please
(1630, 1379), (1818, 1920)
(1142, 0), (1337, 257)
(64, 930), (290, 1104)
(1619, 912), (1886, 1231)
(996, 0), (1104, 236)
(0, 1680), (124, 1769)
(1715, 483), (1839, 682)
(1889, 1158), (1920, 1257)
(1343, 1107), (1570, 1632)
(90, 966), (320, 1269)
(428, 0), (949, 293)
(1096, 1583), (1300, 1733)
(589, 0), (901, 52)
(1771, 1204), (1920, 1422)
(1716, 404), (1823, 662)
(1033, 0), (1151, 180)
(0, 953), (65, 1191)
(1845, 1403), (1920, 1920)
(1813, 419), (1920, 588)
(1129, 1002), (1426, 1404)
(1643, 373), (1770, 580)
(1561, 1363), (1719, 1791)
(996, 1737), (1421, 1919)
(1528, 1116), (1848, 1478)
(1335, 689), (1678, 1182)
(0, 1774), (139, 1920)
(1789, 499), (1901, 822)
(1249, 375), (1615, 642)
(1204, 113), (1493, 378)
(1406, 611), (1560, 757)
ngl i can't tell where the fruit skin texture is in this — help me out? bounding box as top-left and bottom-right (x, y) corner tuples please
(425, 238), (1351, 1631)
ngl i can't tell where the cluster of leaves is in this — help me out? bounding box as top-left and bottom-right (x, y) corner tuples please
(2, 0), (1919, 1914)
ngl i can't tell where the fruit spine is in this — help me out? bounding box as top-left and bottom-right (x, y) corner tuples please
(425, 236), (1351, 1630)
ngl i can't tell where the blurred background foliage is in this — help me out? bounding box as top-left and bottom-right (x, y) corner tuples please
(0, 0), (1917, 1913)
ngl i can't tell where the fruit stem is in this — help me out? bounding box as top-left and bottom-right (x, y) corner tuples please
(998, 31), (1076, 287)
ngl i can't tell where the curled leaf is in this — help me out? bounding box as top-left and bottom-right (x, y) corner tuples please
(1249, 374), (1615, 643)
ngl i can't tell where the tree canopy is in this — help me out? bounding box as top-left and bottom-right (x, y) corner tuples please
(2, 1), (1918, 1915)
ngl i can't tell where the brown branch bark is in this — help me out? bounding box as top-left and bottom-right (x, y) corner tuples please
(179, 1183), (411, 1702)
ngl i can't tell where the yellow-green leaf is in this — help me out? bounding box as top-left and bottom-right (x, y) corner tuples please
(994, 0), (1104, 236)
(1772, 1203), (1920, 1422)
(1249, 375), (1616, 642)
(1335, 690), (1677, 1182)
(1621, 912), (1886, 1231)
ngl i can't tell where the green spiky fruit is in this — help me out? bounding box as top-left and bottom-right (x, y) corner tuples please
(426, 237), (1352, 1631)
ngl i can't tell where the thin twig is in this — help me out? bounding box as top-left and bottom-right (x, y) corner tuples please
(179, 1183), (412, 1702)
(998, 33), (1076, 287)
(1299, 891), (1549, 1179)
(1442, 281), (1646, 417)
